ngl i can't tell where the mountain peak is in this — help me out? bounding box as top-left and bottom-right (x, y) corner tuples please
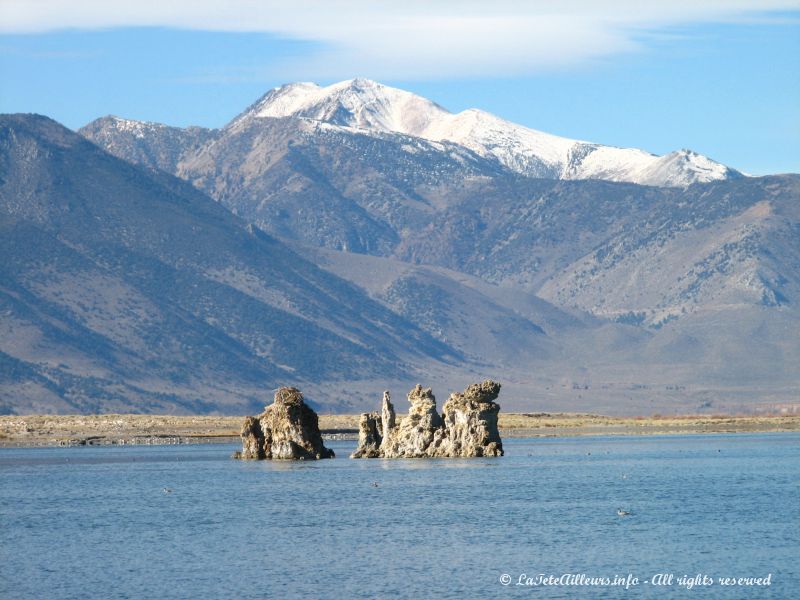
(340, 77), (382, 89)
(232, 78), (450, 134)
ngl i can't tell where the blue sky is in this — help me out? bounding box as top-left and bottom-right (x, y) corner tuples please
(1, 1), (798, 175)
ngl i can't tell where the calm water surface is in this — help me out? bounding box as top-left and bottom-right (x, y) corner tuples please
(1, 434), (798, 599)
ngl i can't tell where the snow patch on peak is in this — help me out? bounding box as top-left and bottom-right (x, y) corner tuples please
(562, 144), (740, 187)
(250, 82), (321, 116)
(341, 77), (381, 90)
(634, 149), (741, 187)
(100, 116), (168, 139)
(563, 144), (658, 184)
(236, 78), (449, 135)
(420, 109), (577, 176)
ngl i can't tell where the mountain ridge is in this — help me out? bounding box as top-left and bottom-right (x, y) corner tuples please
(230, 78), (742, 187)
(83, 78), (743, 188)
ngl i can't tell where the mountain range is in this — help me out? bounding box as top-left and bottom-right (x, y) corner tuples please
(0, 114), (457, 414)
(232, 79), (742, 187)
(1, 79), (797, 415)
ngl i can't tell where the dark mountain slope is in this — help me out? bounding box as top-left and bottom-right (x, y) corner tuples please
(0, 114), (458, 414)
(82, 114), (511, 255)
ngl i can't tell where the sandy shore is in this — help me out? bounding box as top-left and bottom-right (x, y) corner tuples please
(1, 413), (798, 447)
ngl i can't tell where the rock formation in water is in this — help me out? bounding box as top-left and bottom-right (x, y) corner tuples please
(350, 380), (503, 458)
(235, 387), (335, 460)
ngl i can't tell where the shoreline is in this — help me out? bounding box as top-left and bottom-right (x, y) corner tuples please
(1, 413), (799, 448)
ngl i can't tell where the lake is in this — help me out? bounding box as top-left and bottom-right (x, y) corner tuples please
(1, 434), (798, 599)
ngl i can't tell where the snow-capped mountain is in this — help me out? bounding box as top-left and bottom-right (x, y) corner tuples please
(234, 78), (742, 187)
(8, 103), (797, 414)
(231, 79), (449, 136)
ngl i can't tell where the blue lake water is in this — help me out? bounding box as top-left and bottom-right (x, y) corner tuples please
(1, 433), (798, 599)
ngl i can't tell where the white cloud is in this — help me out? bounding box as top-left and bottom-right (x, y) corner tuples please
(1, 1), (797, 79)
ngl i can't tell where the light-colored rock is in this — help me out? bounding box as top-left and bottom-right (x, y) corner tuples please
(431, 380), (503, 457)
(235, 387), (334, 460)
(350, 411), (383, 458)
(379, 384), (443, 458)
(350, 381), (503, 458)
(381, 390), (395, 441)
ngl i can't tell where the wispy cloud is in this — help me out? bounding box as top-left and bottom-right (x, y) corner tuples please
(1, 1), (797, 79)
(0, 45), (100, 60)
